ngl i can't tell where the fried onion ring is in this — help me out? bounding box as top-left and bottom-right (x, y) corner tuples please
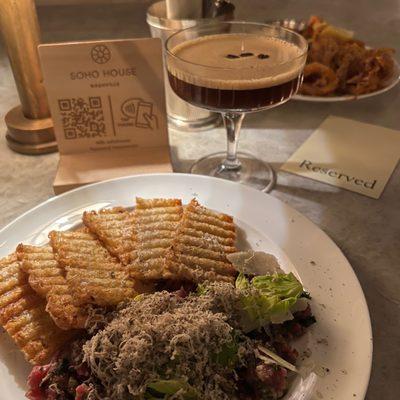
(300, 17), (396, 97)
(300, 62), (339, 96)
(345, 48), (395, 94)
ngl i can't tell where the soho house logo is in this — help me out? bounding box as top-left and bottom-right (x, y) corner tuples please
(299, 160), (377, 190)
(90, 44), (111, 64)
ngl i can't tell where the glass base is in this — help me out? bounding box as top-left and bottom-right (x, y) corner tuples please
(190, 152), (276, 192)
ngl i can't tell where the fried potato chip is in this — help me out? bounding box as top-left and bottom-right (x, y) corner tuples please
(16, 244), (64, 298)
(49, 229), (139, 306)
(0, 254), (74, 365)
(46, 288), (88, 331)
(16, 244), (87, 330)
(165, 199), (237, 283)
(129, 198), (183, 280)
(83, 207), (136, 265)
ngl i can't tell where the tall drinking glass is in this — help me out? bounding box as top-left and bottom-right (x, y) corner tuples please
(165, 21), (308, 191)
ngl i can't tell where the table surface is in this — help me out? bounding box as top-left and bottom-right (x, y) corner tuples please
(0, 1), (399, 399)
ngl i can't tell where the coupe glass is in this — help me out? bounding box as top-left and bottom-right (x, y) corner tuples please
(165, 21), (308, 191)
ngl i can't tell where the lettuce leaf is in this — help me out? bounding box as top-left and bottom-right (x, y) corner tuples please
(235, 272), (304, 332)
(235, 273), (250, 290)
(211, 332), (240, 368)
(145, 379), (198, 399)
(251, 273), (303, 299)
(196, 284), (209, 296)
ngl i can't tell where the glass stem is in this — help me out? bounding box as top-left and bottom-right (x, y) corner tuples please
(221, 112), (245, 171)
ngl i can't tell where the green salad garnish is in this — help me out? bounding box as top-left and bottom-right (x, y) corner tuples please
(236, 272), (304, 332)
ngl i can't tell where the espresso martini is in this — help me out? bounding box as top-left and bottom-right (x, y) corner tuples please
(168, 33), (305, 110)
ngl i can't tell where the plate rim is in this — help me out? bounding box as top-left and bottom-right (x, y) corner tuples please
(0, 172), (373, 399)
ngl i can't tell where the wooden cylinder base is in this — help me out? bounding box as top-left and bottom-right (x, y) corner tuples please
(6, 134), (57, 155)
(5, 105), (58, 154)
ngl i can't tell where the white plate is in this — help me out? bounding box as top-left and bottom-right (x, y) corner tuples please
(0, 173), (372, 399)
(294, 60), (400, 102)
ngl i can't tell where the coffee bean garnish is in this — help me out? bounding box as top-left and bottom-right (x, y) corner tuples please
(240, 52), (254, 57)
(226, 54), (240, 59)
(258, 53), (270, 59)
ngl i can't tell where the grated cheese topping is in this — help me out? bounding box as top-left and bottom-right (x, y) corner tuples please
(83, 285), (251, 399)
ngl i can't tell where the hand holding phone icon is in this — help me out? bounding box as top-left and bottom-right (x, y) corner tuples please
(136, 101), (155, 129)
(120, 98), (158, 129)
(143, 113), (158, 130)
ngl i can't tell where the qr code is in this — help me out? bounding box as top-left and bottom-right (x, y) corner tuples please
(58, 97), (106, 139)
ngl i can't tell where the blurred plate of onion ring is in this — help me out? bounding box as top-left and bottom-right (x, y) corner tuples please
(271, 17), (400, 102)
(294, 62), (400, 102)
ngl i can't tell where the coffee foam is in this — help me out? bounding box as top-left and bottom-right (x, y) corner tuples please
(168, 33), (305, 90)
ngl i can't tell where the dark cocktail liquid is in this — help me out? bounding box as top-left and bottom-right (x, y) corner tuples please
(168, 73), (302, 110)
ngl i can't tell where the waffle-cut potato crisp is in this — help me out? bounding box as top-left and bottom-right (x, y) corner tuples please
(165, 199), (237, 283)
(49, 229), (139, 306)
(16, 244), (87, 330)
(16, 244), (65, 298)
(129, 198), (183, 280)
(83, 207), (136, 265)
(46, 287), (88, 331)
(0, 254), (74, 365)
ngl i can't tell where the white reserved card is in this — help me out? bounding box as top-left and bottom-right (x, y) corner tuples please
(281, 116), (400, 199)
